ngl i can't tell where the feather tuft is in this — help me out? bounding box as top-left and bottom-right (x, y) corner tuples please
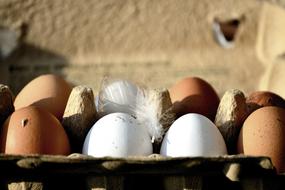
(97, 78), (171, 143)
(97, 79), (138, 117)
(133, 88), (166, 142)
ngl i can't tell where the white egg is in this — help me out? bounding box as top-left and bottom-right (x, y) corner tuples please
(82, 112), (153, 157)
(160, 113), (227, 157)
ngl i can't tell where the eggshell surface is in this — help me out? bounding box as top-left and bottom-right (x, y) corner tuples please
(0, 106), (70, 155)
(82, 113), (153, 157)
(169, 77), (219, 121)
(160, 113), (227, 157)
(246, 91), (285, 113)
(237, 106), (285, 173)
(14, 74), (72, 120)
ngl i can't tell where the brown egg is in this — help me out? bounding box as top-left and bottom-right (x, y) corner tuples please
(237, 106), (285, 173)
(169, 77), (220, 121)
(246, 91), (285, 113)
(14, 74), (72, 120)
(0, 106), (70, 155)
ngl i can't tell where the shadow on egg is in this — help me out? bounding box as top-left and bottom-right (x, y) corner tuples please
(172, 94), (219, 121)
(246, 102), (261, 114)
(30, 97), (65, 120)
(246, 91), (285, 114)
(14, 74), (72, 121)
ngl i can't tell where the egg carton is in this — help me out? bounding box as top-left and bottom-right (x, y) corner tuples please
(1, 79), (285, 190)
(0, 153), (281, 190)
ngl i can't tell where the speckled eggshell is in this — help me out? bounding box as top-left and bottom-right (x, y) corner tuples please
(169, 77), (220, 121)
(0, 106), (70, 155)
(82, 112), (153, 157)
(237, 106), (285, 173)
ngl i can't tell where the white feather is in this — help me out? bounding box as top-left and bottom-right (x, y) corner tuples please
(97, 79), (166, 143)
(97, 79), (138, 117)
(134, 88), (165, 143)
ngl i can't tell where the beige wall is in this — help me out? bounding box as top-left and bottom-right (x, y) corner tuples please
(1, 0), (285, 97)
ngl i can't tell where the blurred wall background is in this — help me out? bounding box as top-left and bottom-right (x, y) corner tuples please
(1, 0), (285, 97)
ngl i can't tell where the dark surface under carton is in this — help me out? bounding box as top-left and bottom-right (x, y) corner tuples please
(0, 153), (283, 190)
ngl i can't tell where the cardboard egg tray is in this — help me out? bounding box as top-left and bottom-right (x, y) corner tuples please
(1, 74), (285, 190)
(0, 84), (284, 190)
(0, 153), (282, 190)
(2, 0), (285, 189)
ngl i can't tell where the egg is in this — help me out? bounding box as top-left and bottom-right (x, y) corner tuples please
(0, 106), (70, 155)
(160, 113), (227, 157)
(169, 77), (220, 121)
(82, 112), (153, 157)
(14, 74), (72, 120)
(246, 91), (285, 113)
(237, 106), (285, 173)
